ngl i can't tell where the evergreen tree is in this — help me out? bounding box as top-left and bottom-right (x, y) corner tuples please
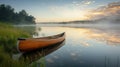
(0, 4), (35, 24)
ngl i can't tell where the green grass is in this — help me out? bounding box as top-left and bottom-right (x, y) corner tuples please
(16, 26), (36, 35)
(0, 22), (31, 54)
(0, 22), (31, 67)
(30, 57), (46, 67)
(0, 22), (45, 67)
(0, 47), (28, 67)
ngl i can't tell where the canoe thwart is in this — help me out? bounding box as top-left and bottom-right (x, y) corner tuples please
(18, 38), (26, 40)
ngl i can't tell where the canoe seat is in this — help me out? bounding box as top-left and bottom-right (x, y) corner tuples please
(18, 38), (26, 40)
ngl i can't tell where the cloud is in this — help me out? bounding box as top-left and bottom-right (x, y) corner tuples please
(36, 0), (96, 22)
(82, 0), (95, 5)
(72, 0), (95, 7)
(86, 1), (120, 21)
(43, 4), (90, 22)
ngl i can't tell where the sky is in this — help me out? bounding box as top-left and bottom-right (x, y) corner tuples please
(0, 0), (120, 23)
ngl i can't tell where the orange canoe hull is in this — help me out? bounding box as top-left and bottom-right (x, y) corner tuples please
(17, 32), (65, 52)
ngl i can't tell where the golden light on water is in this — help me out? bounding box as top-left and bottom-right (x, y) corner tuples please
(35, 25), (120, 46)
(87, 30), (120, 45)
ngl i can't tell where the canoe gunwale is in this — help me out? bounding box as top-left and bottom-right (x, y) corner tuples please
(17, 32), (65, 52)
(18, 32), (65, 40)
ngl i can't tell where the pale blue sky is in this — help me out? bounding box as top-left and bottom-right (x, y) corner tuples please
(0, 0), (119, 22)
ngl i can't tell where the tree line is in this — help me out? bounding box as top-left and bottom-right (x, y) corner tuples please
(0, 4), (35, 24)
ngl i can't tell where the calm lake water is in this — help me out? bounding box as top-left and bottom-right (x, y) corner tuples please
(19, 24), (120, 67)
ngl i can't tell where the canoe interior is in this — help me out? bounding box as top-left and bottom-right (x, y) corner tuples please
(18, 32), (65, 40)
(18, 32), (65, 52)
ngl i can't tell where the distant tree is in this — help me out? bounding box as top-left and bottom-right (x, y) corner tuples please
(0, 4), (14, 22)
(18, 10), (35, 24)
(19, 10), (28, 16)
(0, 4), (35, 24)
(26, 15), (35, 23)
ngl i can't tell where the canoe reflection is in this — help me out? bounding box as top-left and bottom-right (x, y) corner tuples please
(19, 40), (65, 63)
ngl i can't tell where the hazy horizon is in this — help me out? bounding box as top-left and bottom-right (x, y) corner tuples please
(0, 0), (120, 23)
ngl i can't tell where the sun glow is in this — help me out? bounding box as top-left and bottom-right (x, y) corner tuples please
(36, 10), (90, 22)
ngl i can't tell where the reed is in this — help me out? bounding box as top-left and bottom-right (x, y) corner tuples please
(0, 22), (45, 67)
(0, 22), (31, 54)
(0, 22), (30, 67)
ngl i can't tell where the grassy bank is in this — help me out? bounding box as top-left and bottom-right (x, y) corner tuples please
(0, 22), (31, 67)
(0, 22), (31, 54)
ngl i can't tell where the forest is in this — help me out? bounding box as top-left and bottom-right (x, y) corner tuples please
(0, 4), (35, 24)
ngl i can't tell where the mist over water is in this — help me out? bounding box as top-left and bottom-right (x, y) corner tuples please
(16, 20), (120, 67)
(31, 21), (120, 67)
(36, 21), (120, 29)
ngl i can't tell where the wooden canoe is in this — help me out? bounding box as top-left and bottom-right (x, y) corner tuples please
(20, 40), (65, 63)
(17, 32), (65, 52)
